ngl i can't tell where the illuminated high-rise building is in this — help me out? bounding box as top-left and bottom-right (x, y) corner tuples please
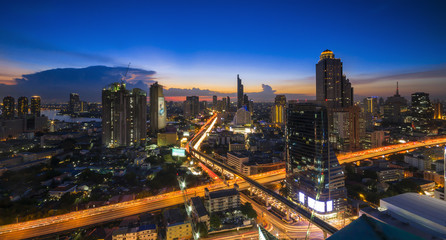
(433, 101), (443, 120)
(237, 74), (244, 109)
(69, 93), (81, 113)
(316, 50), (353, 108)
(30, 96), (41, 117)
(2, 96), (15, 119)
(271, 95), (286, 124)
(286, 102), (346, 215)
(411, 92), (433, 132)
(102, 83), (147, 147)
(150, 82), (167, 133)
(17, 97), (28, 118)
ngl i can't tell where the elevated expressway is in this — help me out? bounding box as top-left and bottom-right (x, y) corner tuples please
(337, 137), (446, 164)
(187, 114), (339, 237)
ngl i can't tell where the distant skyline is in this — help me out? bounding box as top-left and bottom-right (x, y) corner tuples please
(1, 1), (446, 101)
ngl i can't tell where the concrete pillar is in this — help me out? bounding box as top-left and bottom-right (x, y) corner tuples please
(265, 197), (270, 207)
(286, 209), (290, 221)
(249, 185), (253, 196)
(323, 232), (327, 239)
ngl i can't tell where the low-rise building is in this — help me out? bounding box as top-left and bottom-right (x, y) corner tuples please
(227, 151), (249, 172)
(189, 196), (210, 229)
(404, 153), (432, 171)
(407, 177), (435, 194)
(204, 186), (240, 213)
(49, 183), (77, 198)
(163, 208), (192, 240)
(376, 168), (404, 182)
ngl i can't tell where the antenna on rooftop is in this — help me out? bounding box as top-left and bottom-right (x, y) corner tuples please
(121, 62), (131, 85)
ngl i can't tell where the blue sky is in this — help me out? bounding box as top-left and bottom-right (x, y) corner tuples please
(0, 0), (445, 101)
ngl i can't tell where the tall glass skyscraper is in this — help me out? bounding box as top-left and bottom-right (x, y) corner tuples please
(237, 74), (244, 109)
(286, 102), (346, 216)
(2, 96), (15, 119)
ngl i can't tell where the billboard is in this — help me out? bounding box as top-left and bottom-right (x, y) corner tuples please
(172, 148), (186, 157)
(158, 97), (166, 129)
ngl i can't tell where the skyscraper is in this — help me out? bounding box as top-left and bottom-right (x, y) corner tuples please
(226, 96), (230, 111)
(384, 82), (408, 124)
(212, 95), (218, 110)
(237, 74), (244, 109)
(17, 97), (28, 118)
(271, 95), (286, 124)
(433, 101), (443, 120)
(30, 96), (41, 117)
(150, 82), (167, 133)
(184, 96), (199, 118)
(2, 96), (15, 119)
(69, 93), (81, 113)
(316, 50), (353, 108)
(411, 92), (433, 132)
(102, 83), (147, 147)
(286, 102), (346, 215)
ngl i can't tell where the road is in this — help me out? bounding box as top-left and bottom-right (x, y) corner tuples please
(0, 171), (284, 240)
(337, 137), (446, 164)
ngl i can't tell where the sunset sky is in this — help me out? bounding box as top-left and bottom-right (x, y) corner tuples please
(1, 1), (445, 102)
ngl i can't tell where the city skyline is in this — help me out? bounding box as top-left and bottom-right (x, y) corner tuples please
(1, 1), (446, 101)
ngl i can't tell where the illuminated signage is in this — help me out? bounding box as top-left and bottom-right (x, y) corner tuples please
(299, 192), (305, 204)
(327, 200), (333, 212)
(172, 148), (186, 157)
(307, 197), (326, 213)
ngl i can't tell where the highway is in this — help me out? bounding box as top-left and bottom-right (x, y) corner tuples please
(0, 171), (284, 240)
(337, 137), (446, 164)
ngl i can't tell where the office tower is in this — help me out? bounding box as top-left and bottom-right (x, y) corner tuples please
(433, 101), (443, 120)
(411, 92), (433, 132)
(237, 74), (244, 109)
(2, 96), (15, 119)
(30, 96), (41, 117)
(286, 102), (346, 215)
(212, 95), (218, 110)
(200, 101), (207, 113)
(384, 82), (408, 124)
(102, 83), (147, 147)
(363, 97), (379, 116)
(226, 96), (230, 111)
(17, 96), (28, 118)
(316, 50), (353, 108)
(184, 96), (199, 118)
(69, 93), (81, 113)
(150, 82), (167, 133)
(271, 95), (286, 124)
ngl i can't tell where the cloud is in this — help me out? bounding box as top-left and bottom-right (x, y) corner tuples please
(0, 66), (156, 102)
(352, 66), (446, 85)
(0, 30), (118, 65)
(164, 84), (312, 102)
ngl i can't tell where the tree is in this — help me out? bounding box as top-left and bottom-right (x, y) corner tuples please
(210, 213), (222, 229)
(240, 202), (257, 219)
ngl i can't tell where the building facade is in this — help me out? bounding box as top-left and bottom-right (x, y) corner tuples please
(149, 82), (167, 133)
(17, 97), (28, 118)
(2, 96), (14, 119)
(316, 50), (353, 109)
(237, 74), (244, 109)
(286, 102), (346, 216)
(102, 83), (147, 147)
(30, 96), (41, 117)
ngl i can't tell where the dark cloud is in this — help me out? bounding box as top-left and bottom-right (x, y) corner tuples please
(0, 66), (156, 102)
(352, 66), (446, 85)
(0, 30), (118, 64)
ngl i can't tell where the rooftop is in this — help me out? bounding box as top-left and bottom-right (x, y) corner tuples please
(328, 215), (422, 240)
(190, 196), (208, 217)
(381, 193), (446, 229)
(209, 188), (239, 199)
